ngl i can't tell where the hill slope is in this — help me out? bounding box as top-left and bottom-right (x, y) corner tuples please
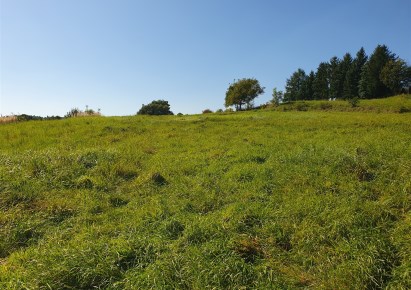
(274, 94), (411, 113)
(1, 110), (410, 289)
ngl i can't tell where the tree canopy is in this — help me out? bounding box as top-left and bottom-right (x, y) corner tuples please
(137, 100), (174, 115)
(283, 45), (409, 102)
(284, 69), (307, 102)
(225, 78), (265, 110)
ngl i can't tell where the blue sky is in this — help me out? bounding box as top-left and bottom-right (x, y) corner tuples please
(1, 0), (410, 116)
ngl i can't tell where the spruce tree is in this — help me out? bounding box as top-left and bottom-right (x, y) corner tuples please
(346, 47), (368, 98)
(284, 69), (307, 102)
(337, 53), (353, 99)
(313, 62), (330, 100)
(359, 45), (395, 98)
(301, 71), (315, 100)
(329, 56), (341, 99)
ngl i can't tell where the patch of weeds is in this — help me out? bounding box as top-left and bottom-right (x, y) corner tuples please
(150, 172), (167, 185)
(233, 236), (264, 263)
(109, 196), (129, 208)
(185, 225), (210, 245)
(295, 102), (308, 111)
(77, 151), (99, 169)
(89, 204), (104, 215)
(29, 158), (48, 177)
(398, 106), (410, 113)
(76, 175), (95, 189)
(114, 165), (138, 181)
(320, 102), (333, 110)
(237, 214), (264, 234)
(116, 241), (158, 271)
(47, 205), (76, 223)
(348, 97), (360, 108)
(338, 150), (376, 182)
(162, 220), (185, 240)
(143, 147), (156, 154)
(270, 224), (292, 251)
(248, 155), (267, 164)
(0, 222), (42, 257)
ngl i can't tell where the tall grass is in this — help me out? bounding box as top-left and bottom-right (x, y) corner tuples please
(0, 103), (410, 288)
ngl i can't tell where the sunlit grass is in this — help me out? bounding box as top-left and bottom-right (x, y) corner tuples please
(0, 100), (410, 289)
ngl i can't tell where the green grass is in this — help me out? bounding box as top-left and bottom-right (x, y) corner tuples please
(275, 94), (411, 113)
(1, 99), (411, 289)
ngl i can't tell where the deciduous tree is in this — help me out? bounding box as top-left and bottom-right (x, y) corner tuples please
(225, 78), (265, 110)
(137, 100), (174, 115)
(380, 59), (410, 95)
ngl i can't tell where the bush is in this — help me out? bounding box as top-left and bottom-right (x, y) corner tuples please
(295, 102), (308, 111)
(65, 107), (101, 118)
(137, 100), (173, 115)
(202, 109), (213, 114)
(348, 97), (360, 108)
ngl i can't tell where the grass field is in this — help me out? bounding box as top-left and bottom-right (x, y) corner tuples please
(1, 97), (411, 289)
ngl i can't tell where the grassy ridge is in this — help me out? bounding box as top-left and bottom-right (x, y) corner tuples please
(1, 108), (410, 288)
(274, 94), (411, 113)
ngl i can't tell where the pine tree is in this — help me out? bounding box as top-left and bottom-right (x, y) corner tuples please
(313, 62), (330, 100)
(345, 47), (368, 99)
(284, 69), (307, 102)
(337, 53), (353, 99)
(301, 71), (315, 100)
(329, 56), (341, 99)
(359, 45), (395, 98)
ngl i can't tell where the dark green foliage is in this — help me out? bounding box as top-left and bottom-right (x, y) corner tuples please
(225, 78), (265, 110)
(348, 97), (360, 108)
(271, 87), (284, 105)
(284, 68), (307, 102)
(286, 45), (409, 102)
(302, 70), (315, 100)
(313, 62), (330, 100)
(359, 45), (396, 98)
(343, 47), (368, 100)
(202, 109), (213, 114)
(380, 58), (410, 95)
(15, 114), (62, 121)
(329, 56), (341, 99)
(137, 100), (174, 115)
(150, 172), (167, 185)
(337, 53), (353, 99)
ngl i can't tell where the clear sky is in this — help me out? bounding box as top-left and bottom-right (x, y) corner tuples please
(1, 0), (410, 116)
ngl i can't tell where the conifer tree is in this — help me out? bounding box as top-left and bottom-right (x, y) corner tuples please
(359, 45), (395, 98)
(329, 56), (341, 99)
(313, 62), (330, 100)
(301, 71), (315, 100)
(337, 53), (353, 99)
(344, 47), (368, 99)
(284, 69), (307, 102)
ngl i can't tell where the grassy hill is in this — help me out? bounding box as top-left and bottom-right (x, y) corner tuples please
(1, 99), (410, 288)
(273, 94), (411, 113)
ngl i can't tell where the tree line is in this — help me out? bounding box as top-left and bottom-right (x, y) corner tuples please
(137, 44), (410, 115)
(282, 44), (411, 102)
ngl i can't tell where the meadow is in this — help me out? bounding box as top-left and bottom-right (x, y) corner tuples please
(0, 97), (410, 289)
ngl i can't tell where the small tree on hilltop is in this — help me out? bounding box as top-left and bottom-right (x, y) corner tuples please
(137, 100), (174, 115)
(271, 87), (284, 106)
(225, 78), (265, 111)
